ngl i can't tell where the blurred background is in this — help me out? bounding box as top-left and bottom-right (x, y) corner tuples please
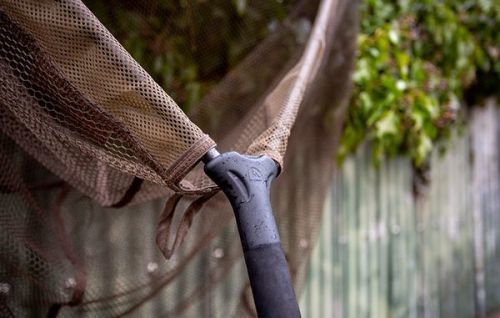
(81, 0), (499, 317)
(0, 0), (497, 317)
(80, 1), (499, 316)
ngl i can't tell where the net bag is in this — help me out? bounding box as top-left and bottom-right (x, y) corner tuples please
(0, 0), (358, 316)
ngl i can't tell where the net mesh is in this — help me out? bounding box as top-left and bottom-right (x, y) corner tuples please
(0, 0), (358, 316)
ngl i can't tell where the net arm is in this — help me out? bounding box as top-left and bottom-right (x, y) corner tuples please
(202, 150), (301, 318)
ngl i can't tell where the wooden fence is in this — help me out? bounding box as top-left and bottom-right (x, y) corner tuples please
(300, 99), (500, 317)
(55, 101), (498, 317)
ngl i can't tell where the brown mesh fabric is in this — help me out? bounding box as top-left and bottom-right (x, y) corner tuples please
(0, 0), (358, 316)
(0, 0), (215, 201)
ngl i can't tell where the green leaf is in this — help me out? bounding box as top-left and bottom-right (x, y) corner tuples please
(375, 111), (400, 137)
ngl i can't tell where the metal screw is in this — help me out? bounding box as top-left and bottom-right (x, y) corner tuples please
(212, 248), (224, 259)
(147, 262), (159, 274)
(0, 283), (10, 294)
(65, 278), (76, 289)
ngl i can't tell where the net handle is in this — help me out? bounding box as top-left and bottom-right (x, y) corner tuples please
(203, 150), (301, 318)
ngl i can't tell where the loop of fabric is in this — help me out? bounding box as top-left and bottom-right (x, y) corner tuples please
(156, 192), (217, 259)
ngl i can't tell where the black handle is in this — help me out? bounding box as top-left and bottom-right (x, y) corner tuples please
(204, 151), (301, 318)
(244, 242), (300, 318)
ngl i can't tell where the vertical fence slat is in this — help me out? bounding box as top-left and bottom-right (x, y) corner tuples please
(299, 100), (500, 318)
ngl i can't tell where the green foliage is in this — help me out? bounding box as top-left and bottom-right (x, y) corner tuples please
(339, 0), (499, 166)
(86, 1), (498, 165)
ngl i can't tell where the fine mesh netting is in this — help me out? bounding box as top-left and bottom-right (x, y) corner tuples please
(0, 0), (358, 316)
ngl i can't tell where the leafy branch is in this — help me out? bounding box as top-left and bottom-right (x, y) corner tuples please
(338, 0), (499, 165)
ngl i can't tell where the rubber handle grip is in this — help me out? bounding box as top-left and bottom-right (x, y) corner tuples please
(244, 243), (300, 318)
(204, 152), (301, 318)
